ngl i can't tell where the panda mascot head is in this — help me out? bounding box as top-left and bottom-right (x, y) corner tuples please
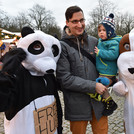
(116, 28), (134, 81)
(17, 26), (61, 76)
(0, 26), (62, 134)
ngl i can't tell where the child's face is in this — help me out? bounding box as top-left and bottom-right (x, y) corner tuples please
(98, 25), (107, 40)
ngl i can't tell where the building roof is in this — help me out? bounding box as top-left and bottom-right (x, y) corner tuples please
(0, 28), (21, 36)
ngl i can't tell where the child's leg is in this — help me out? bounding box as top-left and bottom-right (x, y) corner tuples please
(100, 75), (113, 99)
(102, 87), (110, 99)
(98, 76), (111, 100)
(102, 90), (111, 102)
(100, 76), (118, 116)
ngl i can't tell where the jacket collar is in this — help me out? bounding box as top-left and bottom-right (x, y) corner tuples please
(62, 25), (88, 45)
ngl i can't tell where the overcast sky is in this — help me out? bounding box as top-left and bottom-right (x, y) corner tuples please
(0, 0), (134, 29)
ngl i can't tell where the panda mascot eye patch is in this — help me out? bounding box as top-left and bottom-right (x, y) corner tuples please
(52, 44), (59, 57)
(28, 40), (44, 55)
(123, 43), (130, 51)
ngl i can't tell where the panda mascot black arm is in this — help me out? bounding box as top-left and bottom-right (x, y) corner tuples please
(0, 26), (63, 134)
(0, 47), (26, 112)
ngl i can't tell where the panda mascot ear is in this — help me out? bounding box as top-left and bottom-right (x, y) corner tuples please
(119, 34), (130, 54)
(1, 27), (33, 75)
(21, 26), (35, 37)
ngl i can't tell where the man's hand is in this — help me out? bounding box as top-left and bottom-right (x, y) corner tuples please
(95, 82), (107, 95)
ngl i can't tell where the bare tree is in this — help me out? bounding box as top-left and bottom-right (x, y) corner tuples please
(15, 12), (30, 30)
(86, 0), (134, 37)
(2, 15), (12, 29)
(98, 0), (116, 18)
(86, 0), (117, 37)
(28, 4), (55, 31)
(0, 9), (3, 27)
(0, 9), (7, 28)
(0, 4), (61, 37)
(121, 13), (134, 34)
(27, 4), (61, 37)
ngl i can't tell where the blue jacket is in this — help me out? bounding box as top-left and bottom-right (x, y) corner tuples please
(96, 35), (122, 76)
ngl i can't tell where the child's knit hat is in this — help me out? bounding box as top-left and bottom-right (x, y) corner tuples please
(100, 13), (116, 39)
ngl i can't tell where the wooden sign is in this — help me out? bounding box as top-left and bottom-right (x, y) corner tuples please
(33, 100), (58, 134)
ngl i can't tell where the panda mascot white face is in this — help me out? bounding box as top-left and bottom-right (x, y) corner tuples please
(0, 27), (62, 134)
(17, 27), (61, 76)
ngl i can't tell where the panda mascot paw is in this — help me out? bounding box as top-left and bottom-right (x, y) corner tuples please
(113, 81), (128, 96)
(2, 48), (26, 75)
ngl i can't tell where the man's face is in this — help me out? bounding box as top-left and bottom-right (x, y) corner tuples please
(66, 11), (85, 36)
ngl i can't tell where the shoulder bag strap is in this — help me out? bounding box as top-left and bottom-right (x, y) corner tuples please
(61, 39), (96, 66)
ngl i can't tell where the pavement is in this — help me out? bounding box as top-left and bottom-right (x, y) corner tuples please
(0, 89), (125, 134)
(60, 90), (125, 134)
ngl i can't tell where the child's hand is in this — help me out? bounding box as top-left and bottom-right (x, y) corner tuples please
(94, 46), (99, 54)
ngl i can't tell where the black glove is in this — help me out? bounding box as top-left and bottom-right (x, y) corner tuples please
(2, 48), (27, 75)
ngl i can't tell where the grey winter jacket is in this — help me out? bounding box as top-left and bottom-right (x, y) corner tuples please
(56, 29), (104, 121)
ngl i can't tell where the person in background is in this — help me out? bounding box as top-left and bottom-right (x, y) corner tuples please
(0, 40), (6, 70)
(0, 40), (6, 58)
(0, 60), (3, 71)
(56, 5), (108, 134)
(93, 13), (122, 116)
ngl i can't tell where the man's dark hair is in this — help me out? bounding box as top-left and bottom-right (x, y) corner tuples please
(65, 6), (83, 21)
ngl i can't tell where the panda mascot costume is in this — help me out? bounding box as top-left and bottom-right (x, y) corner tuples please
(0, 26), (62, 134)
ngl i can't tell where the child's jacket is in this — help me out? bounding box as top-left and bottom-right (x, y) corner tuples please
(96, 35), (122, 76)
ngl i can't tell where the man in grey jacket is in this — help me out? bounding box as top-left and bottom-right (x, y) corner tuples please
(56, 6), (108, 134)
